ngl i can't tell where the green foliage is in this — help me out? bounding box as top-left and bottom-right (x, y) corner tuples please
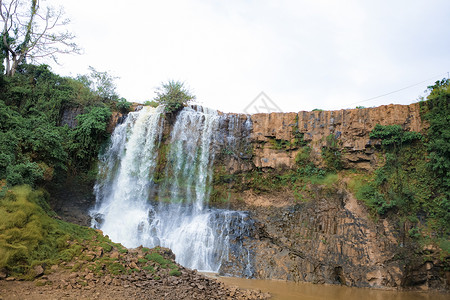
(154, 80), (195, 114)
(0, 99), (68, 186)
(76, 66), (119, 101)
(292, 115), (308, 147)
(355, 119), (449, 237)
(295, 146), (312, 166)
(423, 79), (450, 196)
(144, 100), (159, 108)
(0, 64), (115, 186)
(68, 106), (112, 171)
(169, 269), (182, 276)
(145, 252), (170, 268)
(268, 138), (292, 150)
(370, 124), (423, 149)
(142, 265), (155, 272)
(116, 98), (132, 113)
(321, 134), (343, 171)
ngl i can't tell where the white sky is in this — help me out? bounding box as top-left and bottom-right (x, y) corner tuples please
(46, 0), (450, 113)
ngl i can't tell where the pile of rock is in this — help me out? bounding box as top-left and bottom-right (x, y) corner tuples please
(0, 245), (270, 300)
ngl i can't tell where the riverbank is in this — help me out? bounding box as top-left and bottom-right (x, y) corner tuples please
(0, 269), (269, 300)
(0, 251), (269, 300)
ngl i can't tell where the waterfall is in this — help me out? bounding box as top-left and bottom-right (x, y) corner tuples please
(91, 106), (254, 275)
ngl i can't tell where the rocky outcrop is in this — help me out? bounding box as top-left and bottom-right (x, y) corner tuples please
(250, 103), (426, 171)
(218, 184), (449, 291)
(245, 188), (404, 288)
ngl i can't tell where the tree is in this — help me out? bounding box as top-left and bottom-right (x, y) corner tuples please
(154, 80), (195, 114)
(0, 0), (80, 76)
(76, 66), (119, 101)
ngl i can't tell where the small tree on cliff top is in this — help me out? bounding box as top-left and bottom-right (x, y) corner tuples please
(154, 80), (195, 114)
(0, 0), (81, 76)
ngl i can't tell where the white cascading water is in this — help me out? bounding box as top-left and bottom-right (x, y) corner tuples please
(91, 106), (253, 274)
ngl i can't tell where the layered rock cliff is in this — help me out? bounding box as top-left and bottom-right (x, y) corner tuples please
(244, 103), (424, 171)
(211, 102), (447, 290)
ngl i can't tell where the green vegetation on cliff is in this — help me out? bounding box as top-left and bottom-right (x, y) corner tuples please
(154, 80), (195, 114)
(0, 64), (123, 189)
(353, 81), (450, 238)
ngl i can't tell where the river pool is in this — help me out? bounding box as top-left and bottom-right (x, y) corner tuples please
(216, 276), (448, 300)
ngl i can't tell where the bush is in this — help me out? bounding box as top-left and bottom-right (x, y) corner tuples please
(321, 134), (343, 171)
(370, 124), (423, 149)
(69, 106), (112, 170)
(116, 97), (132, 113)
(154, 80), (195, 114)
(144, 100), (159, 108)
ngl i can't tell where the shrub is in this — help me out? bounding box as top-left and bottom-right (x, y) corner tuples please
(116, 97), (132, 113)
(154, 80), (195, 114)
(321, 134), (343, 171)
(144, 100), (159, 108)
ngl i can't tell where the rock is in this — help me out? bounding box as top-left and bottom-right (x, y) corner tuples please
(130, 262), (139, 270)
(110, 251), (120, 259)
(34, 265), (45, 278)
(249, 103), (425, 171)
(0, 268), (7, 280)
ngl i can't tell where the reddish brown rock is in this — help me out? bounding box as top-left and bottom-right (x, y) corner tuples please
(249, 103), (426, 170)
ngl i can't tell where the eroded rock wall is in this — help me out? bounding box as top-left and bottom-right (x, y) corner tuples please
(242, 188), (404, 288)
(249, 103), (425, 171)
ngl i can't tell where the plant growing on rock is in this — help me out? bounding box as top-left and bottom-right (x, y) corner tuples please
(321, 134), (343, 171)
(154, 80), (195, 114)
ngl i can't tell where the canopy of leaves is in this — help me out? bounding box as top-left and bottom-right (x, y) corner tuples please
(154, 80), (195, 114)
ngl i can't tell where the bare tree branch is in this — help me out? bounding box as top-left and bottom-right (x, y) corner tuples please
(0, 0), (81, 76)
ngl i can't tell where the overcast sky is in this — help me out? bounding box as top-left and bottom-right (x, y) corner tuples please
(46, 0), (450, 113)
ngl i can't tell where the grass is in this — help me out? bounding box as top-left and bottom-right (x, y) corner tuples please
(0, 185), (96, 279)
(0, 185), (135, 279)
(0, 184), (185, 281)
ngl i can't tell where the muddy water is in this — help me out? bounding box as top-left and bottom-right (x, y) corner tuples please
(217, 277), (448, 300)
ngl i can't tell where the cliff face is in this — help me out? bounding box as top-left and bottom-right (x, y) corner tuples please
(249, 103), (425, 171)
(225, 185), (447, 290)
(213, 102), (447, 290)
